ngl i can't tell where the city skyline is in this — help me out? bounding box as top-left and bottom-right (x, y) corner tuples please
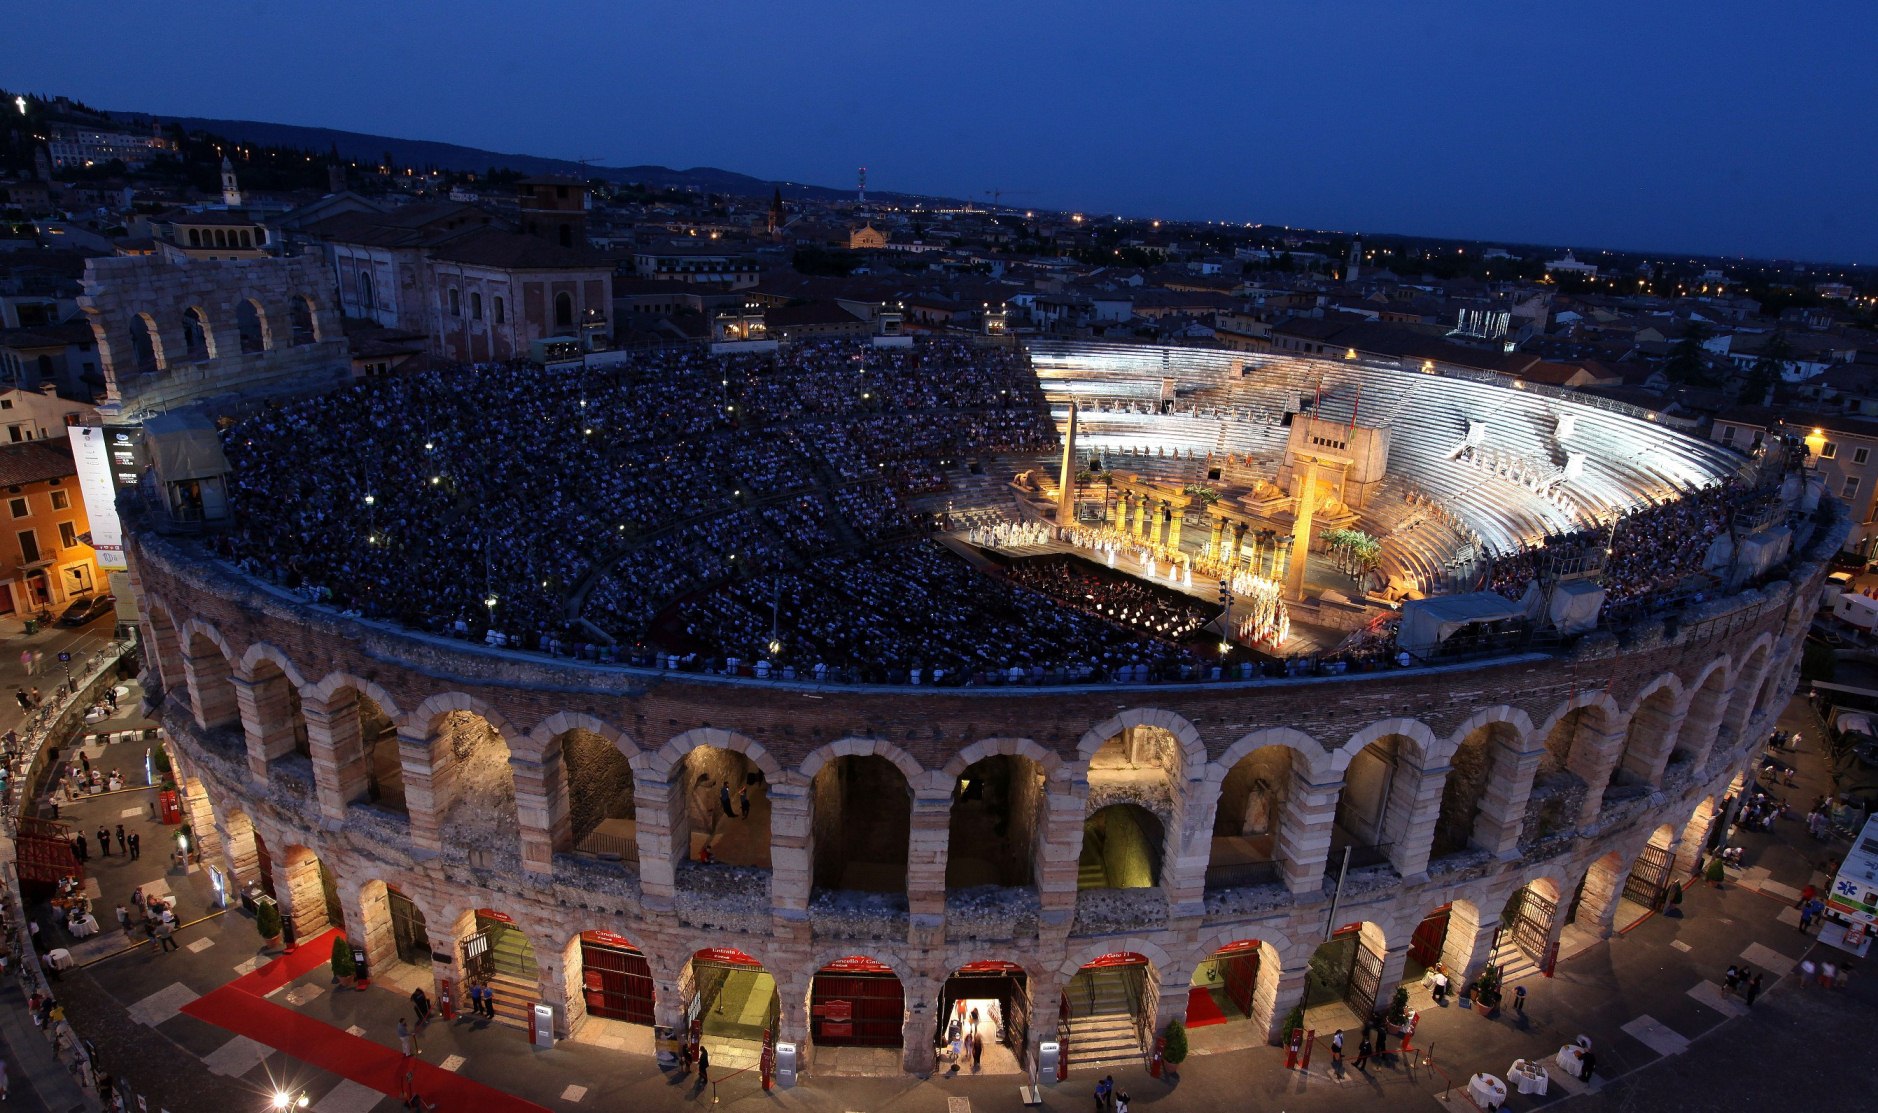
(5, 0), (1875, 265)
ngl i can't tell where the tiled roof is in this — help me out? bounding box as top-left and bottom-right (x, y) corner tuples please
(0, 439), (76, 487)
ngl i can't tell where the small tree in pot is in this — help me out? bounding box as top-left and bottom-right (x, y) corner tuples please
(331, 936), (357, 988)
(254, 900), (283, 949)
(1472, 963), (1503, 1016)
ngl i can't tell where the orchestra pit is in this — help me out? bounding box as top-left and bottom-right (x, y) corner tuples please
(124, 334), (1838, 1078)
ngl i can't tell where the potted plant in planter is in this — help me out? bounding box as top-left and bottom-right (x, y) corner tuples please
(1385, 987), (1411, 1035)
(1277, 1003), (1305, 1048)
(1161, 1018), (1188, 1077)
(254, 899), (283, 950)
(1705, 858), (1726, 889)
(331, 936), (357, 989)
(1473, 964), (1503, 1016)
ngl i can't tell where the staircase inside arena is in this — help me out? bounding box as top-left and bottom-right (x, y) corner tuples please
(482, 927), (540, 1031)
(1065, 971), (1144, 1069)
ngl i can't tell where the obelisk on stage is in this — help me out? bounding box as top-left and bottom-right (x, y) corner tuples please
(1056, 402), (1080, 526)
(1284, 456), (1318, 601)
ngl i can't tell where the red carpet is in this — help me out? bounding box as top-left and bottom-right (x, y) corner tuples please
(181, 929), (548, 1113)
(1185, 985), (1227, 1028)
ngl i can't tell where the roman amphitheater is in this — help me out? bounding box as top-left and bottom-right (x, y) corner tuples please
(124, 335), (1838, 1079)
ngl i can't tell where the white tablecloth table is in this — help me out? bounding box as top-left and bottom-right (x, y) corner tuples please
(1509, 1059), (1549, 1095)
(1468, 1072), (1508, 1109)
(67, 914), (99, 938)
(1556, 1044), (1585, 1079)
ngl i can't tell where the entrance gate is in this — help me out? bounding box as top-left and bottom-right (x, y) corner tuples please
(810, 956), (903, 1048)
(1623, 842), (1675, 908)
(1307, 928), (1383, 1019)
(1408, 905), (1450, 971)
(1346, 936), (1384, 1019)
(579, 931), (655, 1025)
(461, 929), (493, 979)
(1504, 887), (1557, 963)
(938, 962), (1029, 1056)
(387, 886), (430, 966)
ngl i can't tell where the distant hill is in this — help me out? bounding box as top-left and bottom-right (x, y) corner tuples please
(127, 114), (930, 204)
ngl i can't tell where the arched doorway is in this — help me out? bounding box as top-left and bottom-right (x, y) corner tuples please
(810, 955), (904, 1049)
(572, 930), (655, 1026)
(562, 729), (637, 862)
(1208, 747), (1292, 889)
(1432, 722), (1519, 861)
(1064, 952), (1155, 1070)
(1304, 922), (1387, 1026)
(679, 743), (770, 868)
(1496, 879), (1561, 978)
(684, 947), (779, 1072)
(1079, 804), (1163, 889)
(811, 755), (909, 895)
(1187, 940), (1263, 1033)
(385, 884), (430, 967)
(461, 909), (536, 1029)
(947, 755), (1043, 889)
(937, 961), (1028, 1075)
(1617, 825), (1678, 930)
(1406, 905), (1451, 982)
(1528, 706), (1605, 839)
(1615, 686), (1680, 792)
(358, 693), (404, 812)
(432, 711), (517, 863)
(274, 845), (340, 943)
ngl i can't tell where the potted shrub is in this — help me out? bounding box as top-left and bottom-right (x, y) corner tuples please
(1473, 964), (1503, 1016)
(1705, 858), (1726, 888)
(1278, 1003), (1305, 1048)
(1386, 987), (1411, 1033)
(1161, 1018), (1188, 1075)
(254, 899), (283, 949)
(330, 936), (357, 988)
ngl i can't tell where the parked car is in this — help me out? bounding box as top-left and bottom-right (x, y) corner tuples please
(57, 593), (115, 626)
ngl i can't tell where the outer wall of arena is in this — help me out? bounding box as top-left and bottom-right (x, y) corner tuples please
(129, 518), (1835, 1077)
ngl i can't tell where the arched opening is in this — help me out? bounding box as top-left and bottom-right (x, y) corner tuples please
(1676, 796), (1720, 877)
(1432, 723), (1517, 860)
(1079, 803), (1163, 889)
(448, 287), (461, 317)
(242, 659), (309, 783)
(459, 909), (536, 1029)
(358, 694), (404, 812)
(1566, 851), (1627, 942)
(1495, 878), (1561, 977)
(182, 631), (238, 734)
(1208, 746), (1293, 889)
(1065, 952), (1155, 1068)
(358, 270), (375, 311)
(432, 710), (518, 864)
(937, 961), (1029, 1075)
(947, 754), (1043, 889)
(1187, 939), (1275, 1044)
(810, 955), (904, 1049)
(1333, 736), (1411, 870)
(811, 754), (909, 895)
(351, 880), (429, 983)
(128, 313), (163, 373)
(1303, 922), (1387, 1027)
(1526, 707), (1607, 841)
(1616, 824), (1678, 931)
(678, 743), (770, 868)
(290, 295), (318, 344)
(555, 291), (574, 330)
(1677, 668), (1729, 770)
(181, 307), (210, 360)
(1717, 646), (1770, 753)
(566, 930), (655, 1031)
(684, 947), (779, 1066)
(216, 805), (261, 885)
(561, 729), (636, 863)
(1614, 685), (1680, 791)
(272, 845), (341, 943)
(235, 298), (267, 353)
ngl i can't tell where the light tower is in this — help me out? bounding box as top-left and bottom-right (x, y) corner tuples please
(857, 166), (867, 207)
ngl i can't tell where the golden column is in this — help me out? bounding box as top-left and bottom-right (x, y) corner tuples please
(1284, 457), (1319, 602)
(1055, 404), (1080, 527)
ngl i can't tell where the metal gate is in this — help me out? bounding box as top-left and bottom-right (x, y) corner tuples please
(1345, 938), (1384, 1019)
(388, 887), (430, 966)
(1505, 888), (1557, 963)
(461, 930), (493, 979)
(580, 933), (655, 1025)
(1623, 842), (1675, 908)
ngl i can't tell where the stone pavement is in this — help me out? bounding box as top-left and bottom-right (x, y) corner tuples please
(16, 689), (1877, 1113)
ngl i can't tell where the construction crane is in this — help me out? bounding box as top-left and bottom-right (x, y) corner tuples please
(984, 188), (1036, 211)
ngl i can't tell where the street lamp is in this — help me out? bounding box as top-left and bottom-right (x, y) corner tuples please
(271, 1090), (310, 1109)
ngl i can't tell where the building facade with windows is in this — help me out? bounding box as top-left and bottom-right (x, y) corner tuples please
(1711, 408), (1878, 557)
(0, 439), (102, 615)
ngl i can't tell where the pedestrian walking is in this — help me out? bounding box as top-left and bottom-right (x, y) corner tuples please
(1354, 1035), (1373, 1071)
(1799, 898), (1821, 933)
(95, 827), (110, 857)
(971, 1031), (982, 1072)
(115, 904), (130, 936)
(155, 919), (178, 952)
(1819, 960), (1837, 989)
(79, 752), (90, 776)
(28, 688), (40, 708)
(398, 1018), (416, 1056)
(1744, 972), (1763, 1006)
(11, 691), (25, 713)
(719, 783), (735, 817)
(127, 832), (139, 860)
(1513, 985), (1526, 1014)
(1114, 1090), (1129, 1113)
(738, 786), (751, 818)
(20, 649), (31, 675)
(114, 825), (126, 853)
(1330, 1029), (1345, 1077)
(411, 987), (431, 1025)
(697, 1043), (710, 1085)
(30, 651), (41, 677)
(70, 835), (86, 863)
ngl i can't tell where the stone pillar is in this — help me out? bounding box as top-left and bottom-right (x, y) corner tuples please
(1263, 964), (1308, 1044)
(1570, 715), (1629, 827)
(1207, 517), (1225, 561)
(768, 781), (813, 920)
(1376, 941), (1414, 1003)
(398, 726), (447, 853)
(900, 976), (939, 1075)
(510, 755), (560, 878)
(1025, 972), (1063, 1076)
(1166, 775), (1210, 918)
(233, 673), (296, 785)
(341, 883), (398, 973)
(1621, 698), (1681, 786)
(274, 853), (330, 942)
(1385, 756), (1449, 880)
(1678, 696), (1728, 774)
(216, 811), (260, 884)
(303, 694), (366, 823)
(654, 976), (687, 1031)
(906, 789), (951, 926)
(1035, 773), (1087, 924)
(1474, 743), (1543, 857)
(633, 774), (683, 911)
(1134, 496), (1151, 541)
(182, 642), (239, 731)
(1276, 768), (1338, 895)
(1441, 906), (1497, 984)
(1674, 801), (1716, 878)
(180, 776), (219, 867)
(1165, 507), (1183, 552)
(536, 939), (574, 1038)
(1574, 862), (1623, 939)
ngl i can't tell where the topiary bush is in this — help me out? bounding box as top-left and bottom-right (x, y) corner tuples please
(331, 936), (356, 980)
(254, 899), (283, 943)
(1162, 1018), (1188, 1065)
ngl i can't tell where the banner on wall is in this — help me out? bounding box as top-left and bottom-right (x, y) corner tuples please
(71, 426), (127, 570)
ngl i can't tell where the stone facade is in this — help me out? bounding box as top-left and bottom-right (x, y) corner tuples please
(129, 506), (1836, 1078)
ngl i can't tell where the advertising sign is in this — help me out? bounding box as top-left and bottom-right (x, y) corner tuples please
(71, 426), (127, 570)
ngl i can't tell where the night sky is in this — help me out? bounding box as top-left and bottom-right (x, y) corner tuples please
(7, 1), (1874, 263)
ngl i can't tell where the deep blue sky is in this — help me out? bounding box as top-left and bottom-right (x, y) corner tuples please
(8, 1), (1875, 264)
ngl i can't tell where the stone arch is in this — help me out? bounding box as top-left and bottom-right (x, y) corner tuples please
(1568, 850), (1628, 938)
(1531, 691), (1621, 830)
(305, 671), (403, 723)
(1614, 673), (1685, 788)
(274, 844), (340, 941)
(559, 927), (660, 1031)
(524, 711), (636, 763)
(1204, 734), (1317, 890)
(948, 747), (1048, 889)
(942, 736), (1062, 780)
(290, 294), (318, 344)
(404, 691), (521, 747)
(401, 699), (522, 859)
(181, 304), (215, 360)
(178, 620), (239, 732)
(236, 649), (310, 782)
(129, 311), (164, 372)
(1057, 937), (1178, 982)
(1330, 724), (1435, 874)
(810, 750), (913, 895)
(800, 736), (926, 786)
(236, 641), (308, 690)
(142, 598), (185, 694)
(653, 728), (778, 875)
(1676, 657), (1732, 771)
(646, 727), (782, 782)
(1334, 717), (1439, 773)
(536, 717), (640, 861)
(1080, 802), (1164, 889)
(1214, 727), (1332, 780)
(235, 297), (269, 353)
(1077, 709), (1208, 777)
(1432, 709), (1532, 861)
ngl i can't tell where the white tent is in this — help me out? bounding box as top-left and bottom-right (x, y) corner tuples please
(1398, 592), (1528, 657)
